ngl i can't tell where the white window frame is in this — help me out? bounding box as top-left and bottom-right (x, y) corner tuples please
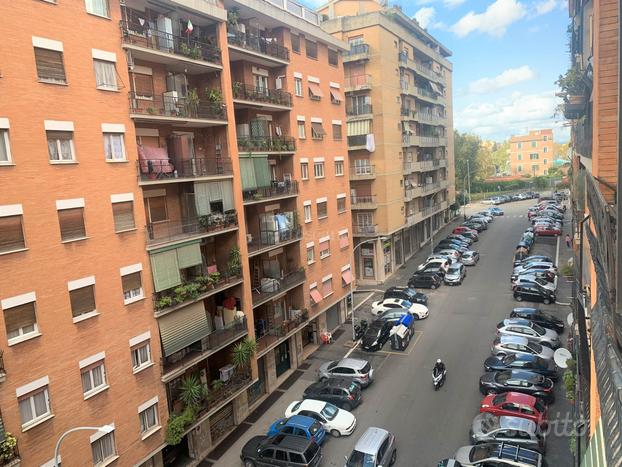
(335, 160), (344, 176)
(297, 121), (306, 139)
(306, 242), (315, 264)
(93, 59), (118, 91)
(138, 398), (160, 438)
(319, 242), (331, 259)
(131, 341), (152, 374)
(80, 360), (108, 399)
(85, 0), (110, 18)
(300, 162), (309, 180)
(121, 263), (144, 305)
(294, 77), (303, 97)
(18, 386), (52, 430)
(91, 428), (117, 466)
(2, 292), (40, 345)
(303, 203), (312, 223)
(46, 131), (76, 163)
(103, 132), (126, 161)
(0, 119), (12, 165)
(313, 162), (325, 179)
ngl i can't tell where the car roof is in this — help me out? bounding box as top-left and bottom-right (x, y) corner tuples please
(379, 298), (408, 306)
(296, 399), (327, 411)
(353, 427), (390, 454)
(500, 335), (530, 345)
(502, 392), (538, 405)
(269, 433), (314, 450)
(284, 415), (318, 428)
(502, 319), (533, 327)
(338, 357), (368, 369)
(499, 416), (537, 432)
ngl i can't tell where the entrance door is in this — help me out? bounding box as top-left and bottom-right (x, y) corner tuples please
(275, 341), (290, 377)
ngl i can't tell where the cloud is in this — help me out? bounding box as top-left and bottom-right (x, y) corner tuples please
(451, 0), (526, 37)
(534, 0), (558, 14)
(416, 0), (466, 7)
(414, 7), (437, 29)
(467, 66), (537, 94)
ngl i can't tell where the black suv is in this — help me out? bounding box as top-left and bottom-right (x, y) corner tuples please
(513, 284), (556, 305)
(408, 272), (442, 289)
(241, 434), (322, 467)
(510, 307), (564, 334)
(361, 319), (394, 352)
(384, 286), (428, 305)
(302, 377), (362, 410)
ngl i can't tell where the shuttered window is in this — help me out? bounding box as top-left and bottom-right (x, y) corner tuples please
(34, 48), (66, 83)
(58, 208), (86, 241)
(239, 157), (257, 191)
(311, 122), (325, 139)
(112, 201), (135, 232)
(253, 156), (271, 188)
(158, 302), (211, 356)
(332, 124), (342, 140)
(4, 302), (38, 341)
(0, 215), (25, 253)
(347, 120), (371, 136)
(176, 242), (202, 269)
(122, 272), (142, 301)
(132, 73), (154, 99)
(70, 285), (96, 318)
(150, 250), (182, 292)
(146, 196), (167, 223)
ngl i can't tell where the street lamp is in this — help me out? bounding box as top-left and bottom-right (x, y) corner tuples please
(54, 425), (114, 467)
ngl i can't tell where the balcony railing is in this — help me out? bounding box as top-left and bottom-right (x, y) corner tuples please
(344, 74), (372, 90)
(237, 137), (296, 153)
(256, 310), (309, 354)
(247, 225), (302, 254)
(0, 350), (5, 381)
(344, 43), (370, 60)
(138, 156), (233, 182)
(146, 211), (238, 246)
(348, 135), (368, 149)
(129, 92), (227, 121)
(227, 30), (290, 61)
(573, 115), (592, 158)
(233, 82), (292, 107)
(243, 180), (298, 203)
(422, 181), (441, 193)
(416, 63), (445, 84)
(347, 104), (373, 116)
(353, 224), (377, 235)
(350, 165), (375, 179)
(251, 269), (306, 306)
(350, 195), (376, 208)
(0, 425), (19, 465)
(120, 21), (222, 66)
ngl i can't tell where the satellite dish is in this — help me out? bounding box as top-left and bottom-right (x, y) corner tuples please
(554, 348), (573, 368)
(567, 313), (574, 326)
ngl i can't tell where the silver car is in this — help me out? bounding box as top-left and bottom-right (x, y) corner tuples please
(470, 413), (545, 453)
(491, 336), (554, 361)
(496, 319), (560, 349)
(444, 263), (466, 285)
(345, 427), (397, 467)
(461, 250), (480, 266)
(319, 358), (374, 388)
(453, 442), (545, 467)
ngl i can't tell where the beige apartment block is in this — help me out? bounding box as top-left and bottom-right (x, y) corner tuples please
(509, 129), (554, 176)
(319, 0), (455, 284)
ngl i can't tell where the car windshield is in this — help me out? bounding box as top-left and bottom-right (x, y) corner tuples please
(492, 393), (507, 405)
(528, 322), (546, 335)
(448, 265), (461, 272)
(502, 354), (517, 365)
(309, 421), (322, 435)
(346, 450), (375, 467)
(321, 403), (338, 420)
(527, 342), (544, 353)
(463, 252), (472, 258)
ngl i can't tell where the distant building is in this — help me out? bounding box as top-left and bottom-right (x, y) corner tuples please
(508, 129), (554, 176)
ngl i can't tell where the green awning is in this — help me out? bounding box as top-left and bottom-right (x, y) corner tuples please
(150, 249), (182, 292)
(176, 241), (202, 269)
(253, 155), (271, 188)
(240, 156), (257, 191)
(158, 302), (211, 356)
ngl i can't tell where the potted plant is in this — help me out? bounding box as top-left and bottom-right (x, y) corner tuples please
(156, 295), (174, 310)
(231, 337), (257, 374)
(227, 7), (240, 26)
(187, 89), (200, 116)
(556, 68), (587, 103)
(563, 358), (577, 400)
(209, 271), (221, 285)
(165, 405), (197, 445)
(179, 373), (209, 409)
(227, 246), (242, 277)
(232, 82), (242, 98)
(0, 433), (17, 463)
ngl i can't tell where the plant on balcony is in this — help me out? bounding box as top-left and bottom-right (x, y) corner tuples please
(555, 68), (588, 101)
(232, 82), (242, 98)
(208, 271), (221, 285)
(206, 89), (223, 104)
(156, 296), (174, 311)
(146, 107), (156, 115)
(563, 358), (577, 400)
(211, 379), (224, 392)
(195, 275), (211, 292)
(231, 337), (257, 372)
(227, 246), (242, 277)
(179, 373), (210, 408)
(180, 43), (202, 60)
(0, 433), (17, 462)
(187, 89), (201, 113)
(165, 405), (197, 445)
(227, 7), (240, 26)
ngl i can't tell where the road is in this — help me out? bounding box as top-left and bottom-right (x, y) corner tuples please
(212, 198), (573, 467)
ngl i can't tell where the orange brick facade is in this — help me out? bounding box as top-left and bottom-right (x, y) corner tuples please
(508, 129), (554, 177)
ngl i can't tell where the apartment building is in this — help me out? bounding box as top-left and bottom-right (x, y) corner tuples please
(0, 0), (350, 465)
(508, 129), (554, 177)
(564, 0), (620, 465)
(318, 0), (455, 284)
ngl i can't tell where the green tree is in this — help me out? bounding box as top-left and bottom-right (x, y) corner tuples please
(454, 130), (482, 191)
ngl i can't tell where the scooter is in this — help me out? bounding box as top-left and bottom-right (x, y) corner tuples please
(354, 320), (368, 341)
(433, 368), (446, 391)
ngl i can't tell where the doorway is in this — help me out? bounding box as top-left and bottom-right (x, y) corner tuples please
(275, 340), (291, 377)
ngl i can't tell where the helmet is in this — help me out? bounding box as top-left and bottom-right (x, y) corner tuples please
(436, 359), (442, 364)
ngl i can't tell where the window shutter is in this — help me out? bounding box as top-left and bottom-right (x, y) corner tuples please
(70, 286), (96, 317)
(150, 250), (181, 292)
(122, 272), (142, 293)
(112, 201), (135, 232)
(4, 302), (36, 334)
(239, 157), (257, 190)
(148, 197), (167, 223)
(58, 208), (86, 241)
(176, 241), (202, 269)
(47, 131), (72, 141)
(252, 156), (271, 188)
(0, 215), (25, 253)
(132, 73), (154, 98)
(34, 48), (66, 82)
(194, 182), (211, 216)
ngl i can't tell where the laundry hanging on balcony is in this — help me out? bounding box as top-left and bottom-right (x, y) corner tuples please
(429, 82), (442, 95)
(366, 134), (375, 152)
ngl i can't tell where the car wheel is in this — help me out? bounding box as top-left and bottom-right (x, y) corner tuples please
(515, 294), (523, 301)
(543, 298), (551, 305)
(430, 284), (437, 289)
(341, 402), (352, 411)
(390, 450), (397, 466)
(319, 376), (328, 382)
(331, 429), (342, 438)
(244, 460), (256, 467)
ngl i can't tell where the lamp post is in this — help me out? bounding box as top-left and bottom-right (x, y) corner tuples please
(54, 425), (114, 467)
(466, 159), (472, 205)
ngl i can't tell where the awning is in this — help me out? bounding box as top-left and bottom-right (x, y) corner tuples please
(310, 288), (323, 304)
(347, 120), (371, 136)
(330, 87), (343, 102)
(319, 240), (329, 251)
(339, 234), (349, 249)
(429, 82), (441, 94)
(158, 302), (210, 357)
(176, 241), (202, 269)
(150, 250), (182, 292)
(311, 122), (326, 136)
(308, 82), (324, 98)
(342, 269), (352, 286)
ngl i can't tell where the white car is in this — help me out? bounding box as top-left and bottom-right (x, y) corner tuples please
(425, 254), (458, 265)
(417, 258), (450, 273)
(371, 298), (429, 319)
(436, 249), (461, 260)
(512, 274), (557, 292)
(285, 399), (356, 437)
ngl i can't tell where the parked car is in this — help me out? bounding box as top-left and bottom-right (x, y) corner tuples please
(447, 234), (473, 245)
(487, 207), (504, 216)
(345, 427), (397, 467)
(418, 258), (450, 274)
(454, 226), (478, 235)
(512, 276), (556, 293)
(361, 319), (395, 352)
(241, 434), (322, 467)
(461, 250), (480, 266)
(383, 286), (428, 305)
(479, 370), (555, 403)
(318, 358), (374, 387)
(510, 307), (565, 334)
(444, 263), (467, 285)
(451, 442), (544, 467)
(513, 255), (553, 268)
(303, 378), (362, 411)
(267, 415), (327, 445)
(534, 225), (561, 236)
(491, 336), (555, 361)
(496, 319), (560, 349)
(465, 220), (488, 230)
(463, 222), (486, 232)
(371, 298), (429, 318)
(437, 241), (469, 253)
(378, 309), (411, 324)
(477, 211), (494, 221)
(511, 263), (557, 281)
(434, 248), (462, 259)
(513, 284), (556, 305)
(468, 215), (490, 225)
(408, 271), (443, 289)
(470, 414), (545, 453)
(459, 230), (480, 242)
(426, 253), (458, 265)
(285, 400), (356, 437)
(484, 354), (558, 381)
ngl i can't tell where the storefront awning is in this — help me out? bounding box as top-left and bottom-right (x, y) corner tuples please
(310, 288), (323, 305)
(342, 269), (352, 286)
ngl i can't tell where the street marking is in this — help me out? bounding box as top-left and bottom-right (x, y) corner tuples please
(375, 331), (423, 356)
(556, 301), (571, 306)
(555, 233), (561, 267)
(344, 341), (359, 358)
(353, 292), (376, 312)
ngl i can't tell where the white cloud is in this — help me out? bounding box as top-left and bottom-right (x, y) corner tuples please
(414, 7), (437, 29)
(467, 66), (537, 94)
(416, 0), (466, 7)
(534, 0), (557, 14)
(451, 0), (527, 37)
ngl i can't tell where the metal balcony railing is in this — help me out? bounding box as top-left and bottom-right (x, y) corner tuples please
(353, 224), (377, 235)
(243, 180), (298, 202)
(255, 310), (309, 353)
(344, 43), (370, 57)
(146, 211), (238, 246)
(247, 225), (302, 254)
(573, 115), (592, 158)
(350, 165), (375, 178)
(129, 92), (227, 121)
(138, 156), (233, 182)
(251, 269), (306, 306)
(227, 30), (290, 61)
(237, 136), (296, 153)
(350, 195), (376, 208)
(232, 82), (292, 107)
(347, 104), (373, 116)
(345, 75), (372, 89)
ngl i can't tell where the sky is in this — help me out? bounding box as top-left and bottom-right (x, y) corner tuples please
(304, 0), (572, 143)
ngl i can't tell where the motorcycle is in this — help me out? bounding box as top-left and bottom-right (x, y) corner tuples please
(354, 319), (368, 341)
(433, 368), (446, 391)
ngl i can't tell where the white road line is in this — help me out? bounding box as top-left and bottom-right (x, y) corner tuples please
(556, 301), (571, 306)
(555, 233), (561, 266)
(344, 341), (359, 358)
(353, 292), (376, 312)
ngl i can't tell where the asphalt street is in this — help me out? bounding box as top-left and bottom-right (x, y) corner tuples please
(213, 198), (573, 467)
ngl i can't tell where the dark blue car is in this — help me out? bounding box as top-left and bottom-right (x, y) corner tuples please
(267, 415), (327, 445)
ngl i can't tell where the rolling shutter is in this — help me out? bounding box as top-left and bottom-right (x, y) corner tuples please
(347, 120), (371, 136)
(253, 155), (271, 188)
(34, 48), (66, 82)
(158, 302), (211, 356)
(150, 250), (182, 292)
(0, 216), (25, 252)
(3, 302), (36, 335)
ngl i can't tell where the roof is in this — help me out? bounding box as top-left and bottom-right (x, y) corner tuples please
(271, 433), (313, 449)
(502, 392), (538, 405)
(500, 335), (530, 345)
(339, 357), (368, 369)
(297, 399), (328, 411)
(353, 427), (390, 454)
(503, 318), (532, 327)
(499, 416), (537, 432)
(285, 415), (318, 428)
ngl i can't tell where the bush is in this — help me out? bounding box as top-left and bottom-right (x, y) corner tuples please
(563, 366), (576, 400)
(165, 406), (197, 445)
(0, 433), (17, 462)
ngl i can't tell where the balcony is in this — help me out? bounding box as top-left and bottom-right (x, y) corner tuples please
(146, 212), (238, 249)
(252, 269), (306, 308)
(227, 30), (289, 66)
(129, 92), (227, 127)
(247, 225), (302, 257)
(256, 310), (309, 355)
(403, 135), (445, 148)
(243, 181), (298, 204)
(343, 43), (370, 62)
(232, 82), (293, 110)
(416, 112), (447, 126)
(415, 63), (445, 85)
(347, 135), (368, 150)
(120, 21), (222, 74)
(0, 350), (5, 383)
(237, 137), (296, 154)
(351, 195), (377, 209)
(353, 224), (378, 236)
(415, 87), (444, 104)
(573, 115), (592, 158)
(404, 188), (416, 201)
(421, 201), (448, 218)
(347, 104), (373, 118)
(422, 181), (441, 194)
(344, 75), (372, 92)
(138, 156), (233, 185)
(350, 165), (375, 180)
(161, 318), (248, 381)
(403, 162), (415, 174)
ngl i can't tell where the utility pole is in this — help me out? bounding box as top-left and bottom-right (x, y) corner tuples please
(467, 159), (472, 205)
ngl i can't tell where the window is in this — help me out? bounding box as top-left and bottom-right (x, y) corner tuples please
(94, 60), (117, 90)
(335, 160), (344, 176)
(322, 278), (333, 297)
(131, 341), (152, 372)
(69, 284), (96, 320)
(47, 131), (75, 162)
(91, 430), (116, 465)
(58, 208), (86, 241)
(300, 162), (309, 180)
(333, 124), (342, 140)
(81, 361), (107, 397)
(304, 204), (312, 223)
(34, 47), (66, 84)
(139, 401), (159, 435)
(543, 159), (548, 165)
(305, 39), (317, 59)
(543, 147), (548, 153)
(103, 133), (125, 160)
(314, 161), (325, 178)
(328, 49), (338, 66)
(0, 211), (26, 254)
(319, 241), (330, 259)
(146, 196), (167, 223)
(131, 72), (154, 99)
(112, 201), (135, 232)
(317, 201), (327, 218)
(530, 153), (539, 160)
(0, 128), (11, 164)
(517, 153), (522, 161)
(291, 34), (300, 53)
(122, 271), (143, 303)
(531, 141), (537, 148)
(2, 295), (39, 344)
(311, 122), (326, 140)
(339, 232), (349, 249)
(297, 121), (306, 139)
(307, 245), (315, 264)
(543, 135), (548, 141)
(517, 142), (522, 149)
(531, 164), (538, 172)
(18, 385), (51, 428)
(337, 197), (346, 213)
(85, 0), (110, 17)
(294, 77), (303, 97)
(517, 165), (523, 172)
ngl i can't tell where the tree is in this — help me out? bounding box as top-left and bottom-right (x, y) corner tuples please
(454, 130), (482, 191)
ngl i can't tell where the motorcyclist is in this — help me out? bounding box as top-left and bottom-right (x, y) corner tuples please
(433, 358), (446, 377)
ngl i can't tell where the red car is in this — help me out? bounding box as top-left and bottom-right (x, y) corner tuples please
(453, 226), (477, 235)
(480, 392), (548, 427)
(534, 225), (561, 236)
